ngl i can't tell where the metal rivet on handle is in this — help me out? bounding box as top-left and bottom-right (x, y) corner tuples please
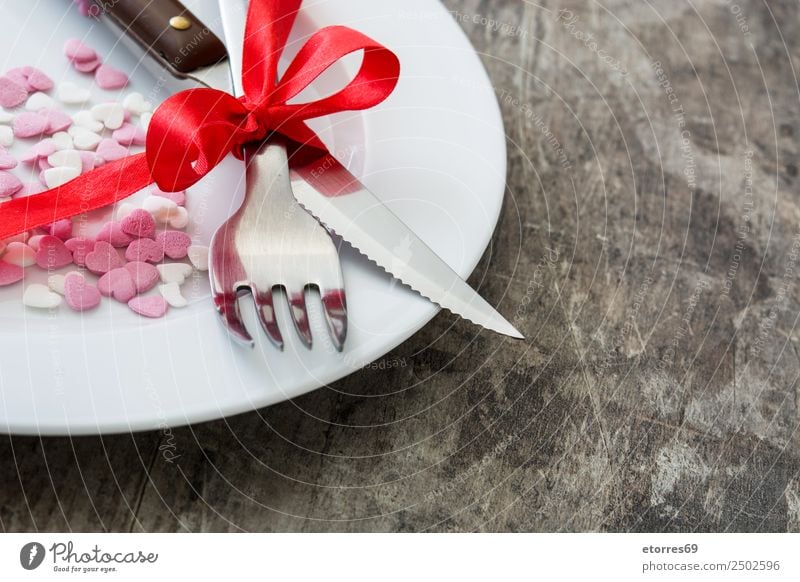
(169, 16), (192, 31)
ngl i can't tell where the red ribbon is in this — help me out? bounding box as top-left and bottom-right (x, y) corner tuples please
(0, 0), (399, 239)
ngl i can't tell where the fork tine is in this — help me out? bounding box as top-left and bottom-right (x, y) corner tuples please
(252, 287), (284, 350)
(320, 287), (347, 352)
(213, 289), (254, 347)
(286, 288), (313, 349)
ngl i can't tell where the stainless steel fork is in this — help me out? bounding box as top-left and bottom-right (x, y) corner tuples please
(209, 0), (346, 350)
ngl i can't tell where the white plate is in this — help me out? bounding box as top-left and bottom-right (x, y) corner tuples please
(0, 0), (506, 435)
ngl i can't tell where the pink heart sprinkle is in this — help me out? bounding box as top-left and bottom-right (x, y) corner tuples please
(0, 172), (23, 198)
(20, 140), (57, 164)
(34, 235), (73, 269)
(151, 187), (186, 206)
(5, 69), (29, 90)
(125, 238), (164, 264)
(12, 112), (49, 138)
(78, 151), (103, 173)
(64, 237), (95, 267)
(96, 138), (129, 162)
(73, 58), (102, 74)
(120, 209), (156, 239)
(38, 158), (52, 171)
(44, 219), (73, 241)
(155, 230), (191, 260)
(95, 64), (128, 90)
(64, 273), (101, 312)
(0, 76), (28, 108)
(111, 123), (146, 146)
(0, 153), (17, 170)
(127, 295), (168, 318)
(25, 68), (54, 92)
(97, 267), (137, 303)
(95, 221), (133, 247)
(124, 261), (159, 293)
(64, 38), (98, 63)
(0, 260), (24, 286)
(84, 240), (125, 275)
(40, 109), (73, 134)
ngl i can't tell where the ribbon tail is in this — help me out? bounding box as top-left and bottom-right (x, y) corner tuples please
(0, 154), (153, 240)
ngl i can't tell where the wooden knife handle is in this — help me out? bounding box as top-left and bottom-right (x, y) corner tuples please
(93, 0), (227, 74)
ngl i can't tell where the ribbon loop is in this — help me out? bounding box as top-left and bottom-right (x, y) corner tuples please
(0, 0), (400, 239)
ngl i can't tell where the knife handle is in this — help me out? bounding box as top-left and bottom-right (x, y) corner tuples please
(93, 0), (227, 75)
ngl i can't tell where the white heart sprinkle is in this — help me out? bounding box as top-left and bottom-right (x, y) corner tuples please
(71, 128), (102, 151)
(48, 150), (82, 172)
(139, 112), (152, 130)
(23, 284), (62, 309)
(25, 92), (57, 111)
(48, 272), (80, 295)
(72, 111), (104, 133)
(168, 205), (189, 229)
(0, 108), (14, 124)
(91, 102), (125, 130)
(123, 92), (153, 115)
(142, 196), (178, 224)
(3, 242), (35, 267)
(44, 166), (81, 188)
(187, 245), (209, 271)
(27, 234), (45, 251)
(157, 263), (193, 285)
(158, 282), (188, 308)
(57, 82), (92, 105)
(115, 202), (136, 220)
(51, 131), (74, 150)
(0, 126), (13, 148)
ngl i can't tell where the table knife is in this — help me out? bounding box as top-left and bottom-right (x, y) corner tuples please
(95, 0), (524, 339)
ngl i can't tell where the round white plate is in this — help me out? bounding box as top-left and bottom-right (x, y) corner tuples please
(0, 0), (506, 435)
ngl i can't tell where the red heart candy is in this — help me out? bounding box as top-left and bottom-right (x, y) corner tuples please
(84, 240), (125, 275)
(97, 267), (137, 303)
(125, 238), (164, 264)
(35, 235), (73, 269)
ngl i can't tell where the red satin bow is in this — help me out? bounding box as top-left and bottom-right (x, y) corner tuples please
(0, 0), (399, 239)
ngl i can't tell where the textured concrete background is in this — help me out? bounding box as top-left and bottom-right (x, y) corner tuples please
(3, 0), (800, 532)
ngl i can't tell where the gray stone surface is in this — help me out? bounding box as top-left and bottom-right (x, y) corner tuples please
(2, 0), (800, 532)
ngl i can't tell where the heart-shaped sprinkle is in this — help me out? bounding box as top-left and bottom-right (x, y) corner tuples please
(168, 206), (190, 229)
(3, 242), (36, 267)
(48, 274), (66, 295)
(0, 109), (14, 123)
(96, 138), (128, 162)
(120, 208), (156, 239)
(95, 221), (133, 247)
(155, 230), (191, 259)
(157, 262), (193, 285)
(27, 235), (45, 251)
(127, 295), (168, 318)
(125, 238), (163, 263)
(0, 152), (17, 170)
(0, 126), (13, 148)
(71, 129), (101, 151)
(0, 260), (24, 286)
(41, 109), (73, 134)
(125, 261), (159, 293)
(72, 111), (104, 133)
(12, 112), (49, 138)
(5, 68), (29, 88)
(35, 235), (73, 269)
(64, 38), (98, 63)
(44, 219), (73, 241)
(151, 187), (186, 206)
(25, 92), (56, 111)
(142, 196), (178, 224)
(0, 77), (28, 108)
(57, 81), (91, 105)
(23, 283), (62, 309)
(37, 157), (52, 171)
(48, 149), (82, 172)
(78, 151), (103, 172)
(97, 267), (137, 303)
(64, 237), (95, 267)
(64, 272), (101, 312)
(43, 166), (80, 188)
(91, 102), (125, 130)
(84, 240), (124, 274)
(111, 122), (145, 146)
(20, 140), (57, 163)
(114, 202), (136, 221)
(95, 64), (129, 90)
(0, 171), (23, 198)
(74, 58), (102, 74)
(158, 282), (188, 308)
(122, 92), (153, 115)
(25, 69), (54, 92)
(50, 132), (73, 150)
(187, 245), (209, 271)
